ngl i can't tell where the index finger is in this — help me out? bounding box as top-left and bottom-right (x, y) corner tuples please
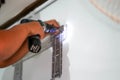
(45, 19), (60, 28)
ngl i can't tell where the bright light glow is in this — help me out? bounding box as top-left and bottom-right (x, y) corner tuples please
(63, 21), (73, 43)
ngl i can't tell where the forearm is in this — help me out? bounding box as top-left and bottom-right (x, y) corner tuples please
(0, 22), (40, 61)
(0, 40), (28, 68)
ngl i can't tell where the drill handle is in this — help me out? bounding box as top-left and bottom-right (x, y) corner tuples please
(21, 19), (41, 53)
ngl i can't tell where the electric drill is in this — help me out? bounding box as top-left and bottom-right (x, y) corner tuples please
(20, 19), (58, 53)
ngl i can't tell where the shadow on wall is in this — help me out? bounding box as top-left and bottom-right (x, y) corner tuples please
(61, 42), (70, 80)
(1, 42), (70, 80)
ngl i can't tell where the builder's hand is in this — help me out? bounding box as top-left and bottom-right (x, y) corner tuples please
(27, 19), (60, 39)
(45, 19), (60, 28)
(45, 19), (60, 35)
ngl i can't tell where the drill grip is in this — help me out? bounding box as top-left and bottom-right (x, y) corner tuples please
(20, 19), (58, 53)
(21, 19), (41, 53)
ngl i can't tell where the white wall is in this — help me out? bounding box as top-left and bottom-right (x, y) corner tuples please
(1, 0), (120, 80)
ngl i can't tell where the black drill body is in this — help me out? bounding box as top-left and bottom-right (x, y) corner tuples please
(20, 19), (58, 53)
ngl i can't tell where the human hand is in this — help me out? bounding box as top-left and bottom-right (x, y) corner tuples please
(44, 19), (60, 35)
(24, 19), (60, 39)
(45, 19), (60, 28)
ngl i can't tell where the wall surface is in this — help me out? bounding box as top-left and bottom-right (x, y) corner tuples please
(0, 0), (120, 80)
